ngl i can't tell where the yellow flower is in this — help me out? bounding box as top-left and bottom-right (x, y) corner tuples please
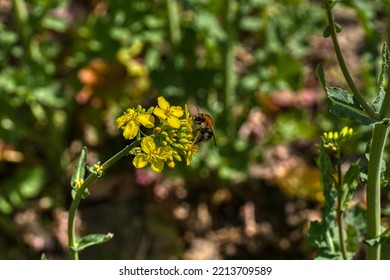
(340, 126), (354, 138)
(93, 163), (104, 177)
(72, 179), (84, 189)
(116, 105), (155, 140)
(322, 126), (354, 153)
(153, 96), (183, 129)
(133, 136), (172, 172)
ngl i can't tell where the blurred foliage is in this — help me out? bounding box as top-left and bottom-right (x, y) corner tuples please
(0, 0), (389, 259)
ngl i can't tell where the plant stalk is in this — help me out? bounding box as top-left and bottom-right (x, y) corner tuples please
(324, 2), (381, 121)
(366, 125), (388, 259)
(365, 36), (390, 260)
(366, 51), (390, 259)
(336, 156), (348, 259)
(323, 0), (390, 260)
(68, 140), (141, 260)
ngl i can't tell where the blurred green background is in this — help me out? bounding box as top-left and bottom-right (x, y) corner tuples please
(0, 0), (389, 259)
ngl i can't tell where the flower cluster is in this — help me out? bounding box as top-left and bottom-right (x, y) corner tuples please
(87, 163), (104, 177)
(322, 126), (354, 154)
(116, 97), (198, 172)
(72, 178), (84, 189)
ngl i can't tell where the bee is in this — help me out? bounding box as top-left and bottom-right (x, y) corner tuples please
(192, 111), (217, 146)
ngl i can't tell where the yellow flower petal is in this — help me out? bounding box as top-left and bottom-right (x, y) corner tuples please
(116, 110), (134, 128)
(138, 114), (155, 128)
(133, 154), (149, 168)
(157, 96), (169, 110)
(141, 136), (156, 154)
(167, 116), (181, 129)
(169, 106), (183, 117)
(153, 107), (167, 120)
(151, 159), (164, 173)
(156, 146), (172, 160)
(116, 115), (126, 129)
(123, 121), (139, 139)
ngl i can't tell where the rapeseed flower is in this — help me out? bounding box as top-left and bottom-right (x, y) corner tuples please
(323, 126), (354, 153)
(133, 136), (172, 172)
(153, 96), (183, 129)
(116, 98), (200, 173)
(116, 105), (155, 140)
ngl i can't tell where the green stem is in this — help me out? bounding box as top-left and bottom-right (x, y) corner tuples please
(366, 38), (390, 260)
(323, 0), (390, 259)
(323, 1), (381, 121)
(68, 139), (141, 260)
(365, 54), (390, 259)
(336, 155), (348, 259)
(366, 125), (388, 260)
(166, 0), (181, 51)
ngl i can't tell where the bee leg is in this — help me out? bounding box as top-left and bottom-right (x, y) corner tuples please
(192, 128), (202, 144)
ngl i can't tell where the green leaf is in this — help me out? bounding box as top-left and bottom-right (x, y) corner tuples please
(71, 147), (88, 200)
(71, 187), (90, 200)
(317, 140), (335, 202)
(341, 161), (360, 210)
(364, 237), (390, 246)
(364, 238), (379, 246)
(364, 141), (389, 187)
(317, 142), (337, 229)
(373, 43), (389, 112)
(73, 233), (114, 252)
(345, 205), (367, 254)
(317, 65), (384, 125)
(71, 147), (87, 187)
(315, 250), (341, 260)
(326, 87), (381, 125)
(308, 142), (340, 259)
